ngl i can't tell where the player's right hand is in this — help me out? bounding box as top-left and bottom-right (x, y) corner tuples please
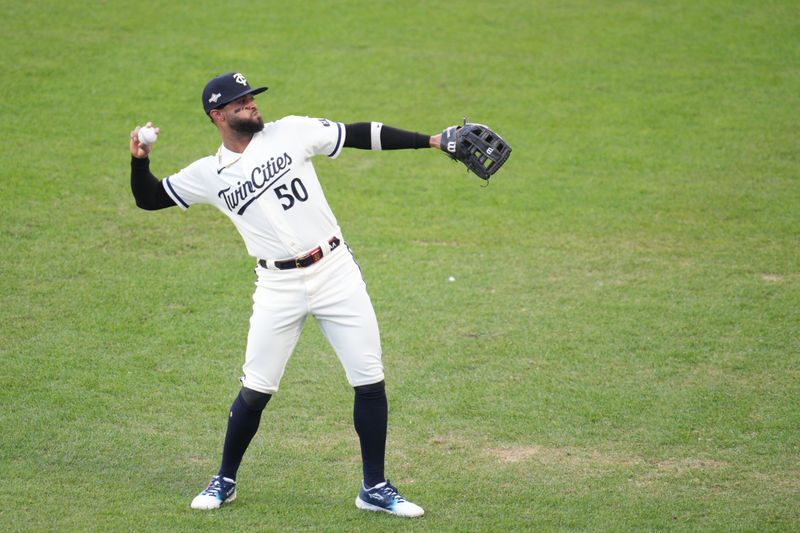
(130, 122), (159, 159)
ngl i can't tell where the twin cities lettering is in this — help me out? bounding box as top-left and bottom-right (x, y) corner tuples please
(218, 152), (293, 215)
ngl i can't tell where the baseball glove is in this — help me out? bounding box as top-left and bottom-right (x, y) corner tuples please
(439, 119), (512, 180)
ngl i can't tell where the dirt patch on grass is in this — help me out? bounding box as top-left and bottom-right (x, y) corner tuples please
(629, 457), (731, 489)
(752, 470), (800, 492)
(488, 445), (545, 463)
(654, 458), (728, 472)
(487, 445), (730, 476)
(486, 445), (641, 467)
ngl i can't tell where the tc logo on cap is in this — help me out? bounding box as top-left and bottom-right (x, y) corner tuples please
(202, 71), (268, 115)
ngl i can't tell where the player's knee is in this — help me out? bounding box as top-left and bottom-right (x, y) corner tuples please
(354, 380), (385, 397)
(240, 386), (271, 411)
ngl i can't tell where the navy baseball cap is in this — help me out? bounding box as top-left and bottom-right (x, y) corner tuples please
(202, 72), (268, 114)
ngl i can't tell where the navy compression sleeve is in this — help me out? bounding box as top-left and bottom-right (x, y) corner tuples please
(130, 156), (177, 210)
(344, 123), (431, 150)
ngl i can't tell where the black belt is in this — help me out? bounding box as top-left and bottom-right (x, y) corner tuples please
(258, 237), (341, 270)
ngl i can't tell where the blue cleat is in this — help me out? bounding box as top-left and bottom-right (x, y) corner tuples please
(355, 480), (424, 517)
(190, 475), (237, 510)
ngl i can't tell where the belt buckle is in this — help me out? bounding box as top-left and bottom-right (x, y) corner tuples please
(295, 257), (302, 268)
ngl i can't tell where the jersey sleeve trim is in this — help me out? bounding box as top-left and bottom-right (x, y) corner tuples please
(163, 176), (190, 210)
(328, 122), (344, 159)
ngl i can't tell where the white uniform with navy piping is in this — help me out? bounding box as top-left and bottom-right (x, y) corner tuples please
(163, 115), (383, 392)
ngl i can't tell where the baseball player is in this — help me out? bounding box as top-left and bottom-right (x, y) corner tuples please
(128, 72), (509, 518)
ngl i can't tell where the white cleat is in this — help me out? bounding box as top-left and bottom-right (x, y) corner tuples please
(190, 475), (237, 510)
(355, 480), (424, 518)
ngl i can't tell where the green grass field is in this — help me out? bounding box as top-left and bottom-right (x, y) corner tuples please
(2, 1), (798, 531)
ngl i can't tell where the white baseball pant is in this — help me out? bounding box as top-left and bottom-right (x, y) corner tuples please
(240, 244), (384, 394)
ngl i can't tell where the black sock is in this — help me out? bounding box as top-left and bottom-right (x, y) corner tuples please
(218, 390), (269, 480)
(353, 380), (387, 488)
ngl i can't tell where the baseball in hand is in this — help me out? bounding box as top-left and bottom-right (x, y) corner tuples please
(137, 126), (158, 146)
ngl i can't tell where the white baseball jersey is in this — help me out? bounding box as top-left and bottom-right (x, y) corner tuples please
(162, 115), (346, 259)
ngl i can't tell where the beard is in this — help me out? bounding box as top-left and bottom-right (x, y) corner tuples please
(229, 112), (264, 134)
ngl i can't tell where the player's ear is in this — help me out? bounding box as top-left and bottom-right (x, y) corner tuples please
(209, 109), (224, 124)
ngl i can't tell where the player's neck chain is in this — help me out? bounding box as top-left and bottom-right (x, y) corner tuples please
(216, 148), (243, 174)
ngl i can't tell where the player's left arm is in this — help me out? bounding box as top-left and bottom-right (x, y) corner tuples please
(343, 121), (511, 180)
(344, 123), (442, 151)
